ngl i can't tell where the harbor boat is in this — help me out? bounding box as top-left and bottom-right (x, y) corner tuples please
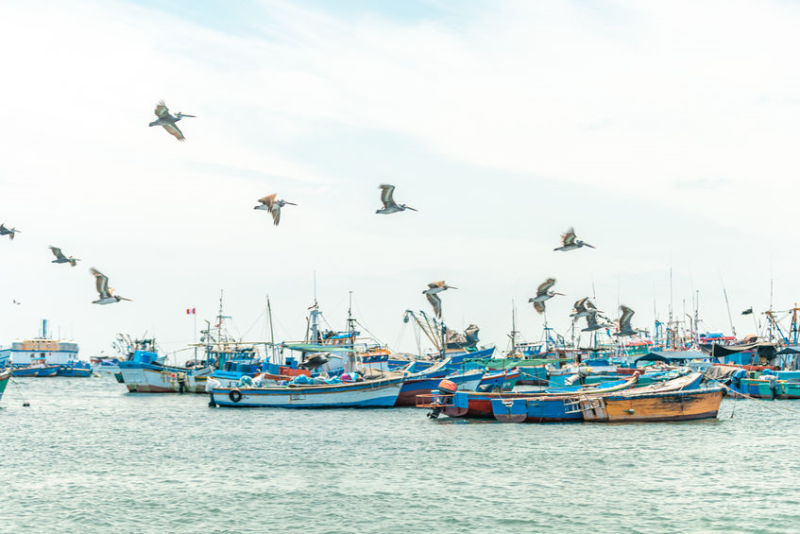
(579, 387), (724, 422)
(11, 357), (60, 377)
(209, 376), (404, 408)
(56, 360), (93, 377)
(1, 320), (86, 376)
(0, 368), (11, 403)
(476, 368), (520, 392)
(421, 375), (639, 420)
(490, 372), (707, 423)
(118, 340), (214, 393)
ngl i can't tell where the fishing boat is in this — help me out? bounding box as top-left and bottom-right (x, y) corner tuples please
(490, 372), (707, 423)
(579, 387), (724, 422)
(11, 357), (60, 377)
(0, 368), (11, 403)
(420, 375), (639, 420)
(56, 360), (93, 377)
(208, 375), (404, 408)
(117, 339), (214, 393)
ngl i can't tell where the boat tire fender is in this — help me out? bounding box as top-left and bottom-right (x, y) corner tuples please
(229, 389), (243, 403)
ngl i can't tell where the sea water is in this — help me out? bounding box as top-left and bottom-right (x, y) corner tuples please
(2, 378), (799, 534)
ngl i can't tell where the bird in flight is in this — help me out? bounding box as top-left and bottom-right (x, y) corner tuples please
(254, 194), (298, 226)
(49, 246), (80, 267)
(615, 305), (637, 337)
(0, 223), (21, 240)
(422, 281), (457, 318)
(376, 184), (417, 215)
(90, 268), (132, 305)
(529, 277), (564, 314)
(554, 227), (595, 252)
(149, 101), (195, 141)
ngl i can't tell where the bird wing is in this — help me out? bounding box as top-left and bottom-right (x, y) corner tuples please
(584, 311), (598, 329)
(91, 268), (110, 298)
(0, 224), (6, 234)
(573, 297), (588, 312)
(271, 205), (281, 226)
(379, 184), (396, 207)
(533, 301), (545, 314)
(49, 246), (64, 260)
(537, 277), (556, 295)
(426, 293), (442, 318)
(619, 305), (634, 327)
(163, 122), (185, 141)
(585, 298), (597, 311)
(560, 228), (576, 246)
(154, 101), (170, 118)
(259, 194), (277, 209)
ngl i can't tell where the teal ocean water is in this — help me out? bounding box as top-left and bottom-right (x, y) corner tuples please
(3, 378), (800, 534)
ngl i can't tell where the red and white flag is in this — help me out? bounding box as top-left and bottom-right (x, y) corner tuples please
(186, 308), (196, 315)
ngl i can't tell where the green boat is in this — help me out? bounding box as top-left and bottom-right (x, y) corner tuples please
(0, 368), (11, 404)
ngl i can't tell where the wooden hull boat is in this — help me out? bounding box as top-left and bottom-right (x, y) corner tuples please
(420, 376), (639, 419)
(580, 387), (724, 422)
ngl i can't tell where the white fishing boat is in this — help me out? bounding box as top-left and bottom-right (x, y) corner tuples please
(209, 376), (404, 408)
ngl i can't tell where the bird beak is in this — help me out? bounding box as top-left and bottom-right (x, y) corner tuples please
(554, 292), (565, 296)
(406, 206), (418, 212)
(119, 297), (133, 301)
(585, 243), (596, 249)
(449, 286), (459, 290)
(286, 202), (298, 206)
(179, 114), (196, 118)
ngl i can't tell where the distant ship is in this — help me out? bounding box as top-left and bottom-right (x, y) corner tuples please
(0, 320), (89, 377)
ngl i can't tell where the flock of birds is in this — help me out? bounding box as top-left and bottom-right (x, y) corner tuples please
(3, 101), (639, 342)
(419, 227), (638, 340)
(1, 101), (420, 308)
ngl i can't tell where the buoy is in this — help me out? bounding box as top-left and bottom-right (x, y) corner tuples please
(627, 409), (635, 414)
(438, 379), (458, 395)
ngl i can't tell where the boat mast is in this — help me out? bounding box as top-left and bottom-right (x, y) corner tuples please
(267, 294), (275, 363)
(509, 299), (518, 357)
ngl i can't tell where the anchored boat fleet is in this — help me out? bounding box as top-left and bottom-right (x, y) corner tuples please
(4, 295), (800, 423)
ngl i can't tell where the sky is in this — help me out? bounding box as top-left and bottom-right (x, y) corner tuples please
(2, 0), (800, 361)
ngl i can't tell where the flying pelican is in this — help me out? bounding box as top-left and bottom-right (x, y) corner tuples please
(149, 101), (195, 141)
(254, 194), (298, 226)
(422, 281), (457, 318)
(570, 297), (600, 319)
(582, 311), (611, 332)
(528, 277), (564, 314)
(376, 184), (417, 215)
(554, 227), (595, 252)
(0, 224), (21, 240)
(615, 305), (637, 337)
(49, 246), (80, 267)
(12, 299), (20, 306)
(90, 268), (132, 305)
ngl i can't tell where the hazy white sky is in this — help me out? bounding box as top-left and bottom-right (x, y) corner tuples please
(2, 0), (800, 359)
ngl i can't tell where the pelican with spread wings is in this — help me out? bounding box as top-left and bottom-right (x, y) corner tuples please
(422, 280), (457, 318)
(149, 101), (195, 141)
(254, 194), (298, 226)
(554, 227), (595, 252)
(615, 305), (637, 337)
(570, 297), (600, 319)
(0, 224), (21, 240)
(529, 277), (564, 314)
(376, 184), (417, 215)
(90, 268), (132, 305)
(49, 246), (80, 267)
